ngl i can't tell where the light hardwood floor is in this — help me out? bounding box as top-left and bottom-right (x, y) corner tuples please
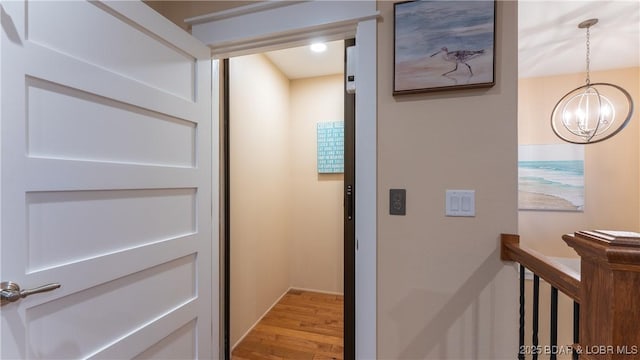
(232, 289), (344, 360)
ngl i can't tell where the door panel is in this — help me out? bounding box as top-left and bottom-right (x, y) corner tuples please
(26, 78), (197, 167)
(27, 1), (197, 101)
(1, 1), (213, 359)
(132, 319), (198, 360)
(26, 188), (196, 272)
(26, 255), (196, 358)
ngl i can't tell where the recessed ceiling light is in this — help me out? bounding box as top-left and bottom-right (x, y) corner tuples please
(310, 42), (327, 53)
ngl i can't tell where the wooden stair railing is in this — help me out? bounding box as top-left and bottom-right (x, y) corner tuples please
(501, 233), (580, 302)
(564, 230), (640, 360)
(502, 234), (581, 360)
(501, 231), (640, 360)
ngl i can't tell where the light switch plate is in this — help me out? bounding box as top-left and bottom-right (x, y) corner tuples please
(446, 190), (475, 217)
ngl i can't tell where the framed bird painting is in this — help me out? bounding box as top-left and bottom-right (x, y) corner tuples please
(393, 0), (496, 95)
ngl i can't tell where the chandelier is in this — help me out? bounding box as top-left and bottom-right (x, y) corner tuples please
(551, 18), (634, 144)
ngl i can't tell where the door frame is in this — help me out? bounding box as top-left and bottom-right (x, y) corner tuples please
(188, 2), (378, 358)
(343, 38), (357, 360)
(223, 48), (355, 358)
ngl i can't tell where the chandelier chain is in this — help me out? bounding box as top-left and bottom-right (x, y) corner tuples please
(585, 26), (591, 85)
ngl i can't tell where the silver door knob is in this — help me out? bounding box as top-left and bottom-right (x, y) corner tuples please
(1, 281), (61, 305)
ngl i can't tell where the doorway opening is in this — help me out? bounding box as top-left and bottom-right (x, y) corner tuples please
(223, 39), (356, 359)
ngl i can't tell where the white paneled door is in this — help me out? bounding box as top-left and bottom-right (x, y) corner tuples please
(0, 1), (214, 359)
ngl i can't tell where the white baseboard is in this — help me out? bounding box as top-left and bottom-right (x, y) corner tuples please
(289, 286), (344, 296)
(231, 288), (290, 351)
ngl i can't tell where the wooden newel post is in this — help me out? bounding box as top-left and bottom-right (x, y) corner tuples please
(563, 230), (640, 360)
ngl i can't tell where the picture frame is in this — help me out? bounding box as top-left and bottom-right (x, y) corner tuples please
(518, 144), (585, 212)
(393, 0), (496, 95)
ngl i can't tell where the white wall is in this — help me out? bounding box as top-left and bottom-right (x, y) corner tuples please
(230, 55), (345, 347)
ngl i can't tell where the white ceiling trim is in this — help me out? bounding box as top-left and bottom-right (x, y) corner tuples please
(207, 20), (360, 59)
(184, 0), (307, 25)
(190, 1), (379, 58)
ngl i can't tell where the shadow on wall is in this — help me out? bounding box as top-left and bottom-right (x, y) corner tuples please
(318, 174), (343, 182)
(393, 247), (505, 359)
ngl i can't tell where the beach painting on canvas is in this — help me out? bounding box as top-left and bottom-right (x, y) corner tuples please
(393, 0), (495, 94)
(519, 144), (585, 211)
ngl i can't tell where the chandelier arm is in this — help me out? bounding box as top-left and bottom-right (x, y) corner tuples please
(553, 85), (595, 139)
(587, 82), (634, 142)
(584, 86), (603, 142)
(551, 87), (583, 141)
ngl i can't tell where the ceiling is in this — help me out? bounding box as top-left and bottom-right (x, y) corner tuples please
(264, 40), (344, 80)
(519, 0), (640, 78)
(262, 1), (639, 80)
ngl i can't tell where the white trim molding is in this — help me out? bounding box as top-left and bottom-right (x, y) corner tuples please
(190, 2), (378, 359)
(186, 1), (307, 25)
(189, 1), (379, 59)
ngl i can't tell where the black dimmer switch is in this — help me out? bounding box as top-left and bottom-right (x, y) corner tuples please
(390, 189), (406, 215)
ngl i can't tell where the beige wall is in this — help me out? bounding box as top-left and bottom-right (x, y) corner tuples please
(144, 1), (253, 32)
(230, 55), (344, 346)
(289, 75), (345, 293)
(229, 54), (292, 346)
(377, 1), (519, 359)
(518, 67), (640, 256)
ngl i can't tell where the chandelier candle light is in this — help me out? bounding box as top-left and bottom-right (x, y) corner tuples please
(551, 18), (634, 144)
